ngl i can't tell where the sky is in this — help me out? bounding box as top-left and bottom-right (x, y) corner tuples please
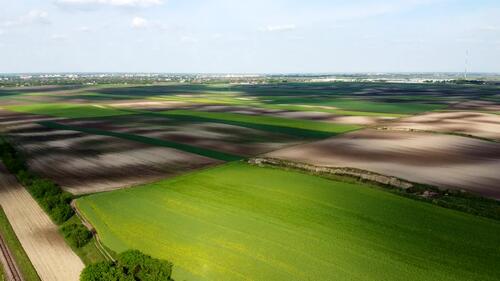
(0, 0), (499, 73)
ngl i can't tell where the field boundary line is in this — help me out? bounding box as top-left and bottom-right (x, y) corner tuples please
(70, 201), (115, 263)
(249, 157), (415, 190)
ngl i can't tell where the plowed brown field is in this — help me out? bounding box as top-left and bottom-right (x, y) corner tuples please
(267, 129), (500, 199)
(6, 123), (220, 195)
(382, 111), (500, 141)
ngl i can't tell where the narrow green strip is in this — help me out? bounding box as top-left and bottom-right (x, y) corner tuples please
(38, 121), (243, 162)
(0, 206), (41, 281)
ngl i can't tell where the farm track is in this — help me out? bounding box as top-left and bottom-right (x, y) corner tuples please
(0, 233), (23, 281)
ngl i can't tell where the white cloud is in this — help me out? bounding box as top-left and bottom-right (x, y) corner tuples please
(78, 26), (91, 32)
(131, 16), (149, 28)
(181, 36), (199, 43)
(261, 24), (296, 32)
(55, 0), (163, 8)
(1, 10), (50, 27)
(51, 34), (68, 40)
(130, 17), (170, 30)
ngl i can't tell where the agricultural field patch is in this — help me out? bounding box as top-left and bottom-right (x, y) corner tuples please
(267, 129), (500, 199)
(381, 111), (500, 141)
(5, 123), (220, 194)
(50, 115), (302, 157)
(0, 162), (84, 281)
(77, 163), (500, 281)
(160, 110), (361, 138)
(4, 103), (132, 118)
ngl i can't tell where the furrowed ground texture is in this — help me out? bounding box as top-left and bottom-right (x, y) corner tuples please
(77, 163), (500, 281)
(159, 110), (361, 138)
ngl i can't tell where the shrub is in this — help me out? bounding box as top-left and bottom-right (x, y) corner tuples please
(80, 250), (173, 281)
(61, 223), (92, 248)
(51, 203), (75, 224)
(28, 178), (60, 199)
(80, 262), (131, 281)
(16, 170), (34, 186)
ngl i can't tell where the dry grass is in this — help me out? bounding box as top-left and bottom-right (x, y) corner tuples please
(267, 129), (500, 199)
(0, 163), (84, 281)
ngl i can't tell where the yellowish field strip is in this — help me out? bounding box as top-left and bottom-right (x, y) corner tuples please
(0, 163), (84, 281)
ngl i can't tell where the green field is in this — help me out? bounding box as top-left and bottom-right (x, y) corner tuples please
(264, 97), (445, 114)
(160, 110), (361, 138)
(77, 163), (500, 281)
(4, 103), (131, 118)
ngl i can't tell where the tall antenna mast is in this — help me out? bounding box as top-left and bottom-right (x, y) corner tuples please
(464, 49), (469, 80)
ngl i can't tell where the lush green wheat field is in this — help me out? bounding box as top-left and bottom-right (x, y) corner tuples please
(5, 103), (131, 118)
(77, 163), (500, 281)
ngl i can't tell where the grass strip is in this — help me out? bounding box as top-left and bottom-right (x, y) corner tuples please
(5, 103), (132, 118)
(0, 206), (41, 281)
(38, 121), (243, 162)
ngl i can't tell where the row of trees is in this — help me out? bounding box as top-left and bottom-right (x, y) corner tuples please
(81, 250), (174, 281)
(0, 137), (92, 249)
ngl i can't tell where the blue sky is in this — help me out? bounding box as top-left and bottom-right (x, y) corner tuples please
(0, 0), (499, 73)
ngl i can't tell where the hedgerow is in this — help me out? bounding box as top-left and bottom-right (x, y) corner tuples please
(80, 250), (174, 281)
(0, 136), (92, 246)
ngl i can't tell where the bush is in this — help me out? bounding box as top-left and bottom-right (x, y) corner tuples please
(16, 170), (34, 186)
(51, 203), (75, 224)
(61, 224), (92, 248)
(80, 250), (173, 281)
(28, 178), (60, 199)
(80, 262), (131, 281)
(0, 137), (75, 224)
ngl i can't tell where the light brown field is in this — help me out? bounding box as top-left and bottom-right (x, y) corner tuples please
(188, 104), (390, 125)
(449, 100), (500, 112)
(6, 123), (220, 195)
(267, 129), (500, 199)
(0, 163), (84, 281)
(381, 111), (500, 141)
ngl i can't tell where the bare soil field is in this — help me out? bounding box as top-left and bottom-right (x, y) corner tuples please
(449, 100), (500, 112)
(57, 115), (302, 157)
(381, 111), (500, 141)
(0, 110), (63, 132)
(191, 105), (390, 125)
(109, 100), (190, 111)
(267, 129), (500, 199)
(6, 123), (220, 195)
(0, 163), (84, 281)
